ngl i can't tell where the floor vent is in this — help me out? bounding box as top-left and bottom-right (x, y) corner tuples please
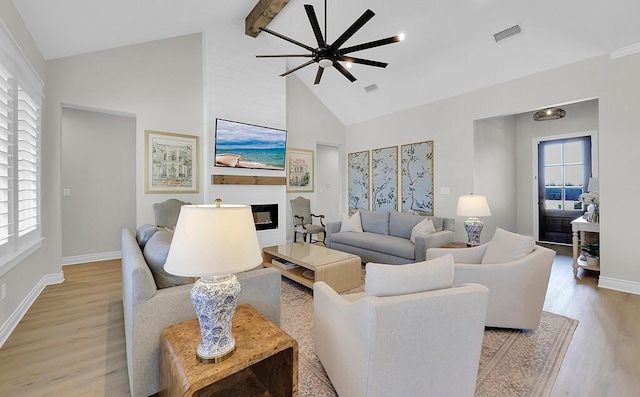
(493, 24), (522, 43)
(364, 84), (378, 93)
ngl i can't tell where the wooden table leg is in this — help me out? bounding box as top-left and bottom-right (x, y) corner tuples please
(572, 229), (579, 277)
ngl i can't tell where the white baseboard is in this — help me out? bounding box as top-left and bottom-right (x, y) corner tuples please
(62, 251), (122, 266)
(0, 271), (64, 348)
(598, 276), (640, 295)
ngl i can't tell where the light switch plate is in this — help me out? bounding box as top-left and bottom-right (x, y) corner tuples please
(440, 187), (450, 195)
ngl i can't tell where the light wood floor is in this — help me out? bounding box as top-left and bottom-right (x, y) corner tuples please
(0, 250), (639, 397)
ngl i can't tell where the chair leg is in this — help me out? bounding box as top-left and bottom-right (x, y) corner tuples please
(294, 232), (297, 243)
(303, 233), (308, 243)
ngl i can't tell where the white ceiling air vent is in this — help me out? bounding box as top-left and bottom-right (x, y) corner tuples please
(493, 24), (522, 43)
(364, 84), (378, 93)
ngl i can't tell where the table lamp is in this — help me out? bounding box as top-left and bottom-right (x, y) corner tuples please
(164, 201), (262, 363)
(456, 194), (492, 246)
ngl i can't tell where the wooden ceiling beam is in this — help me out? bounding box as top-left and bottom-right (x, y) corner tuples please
(245, 0), (291, 38)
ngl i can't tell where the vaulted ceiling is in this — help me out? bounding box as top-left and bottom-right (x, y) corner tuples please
(13, 0), (640, 125)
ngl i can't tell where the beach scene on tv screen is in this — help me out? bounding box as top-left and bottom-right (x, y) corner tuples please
(215, 119), (286, 170)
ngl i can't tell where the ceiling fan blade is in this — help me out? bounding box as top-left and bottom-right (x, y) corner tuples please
(339, 35), (402, 55)
(280, 60), (316, 77)
(256, 54), (314, 58)
(304, 4), (325, 47)
(314, 67), (324, 85)
(331, 9), (375, 50)
(338, 56), (388, 68)
(332, 61), (357, 82)
(259, 27), (317, 53)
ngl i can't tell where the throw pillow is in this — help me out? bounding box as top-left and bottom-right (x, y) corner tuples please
(359, 209), (390, 235)
(410, 218), (436, 243)
(340, 211), (363, 233)
(365, 254), (454, 297)
(136, 224), (159, 249)
(481, 228), (536, 264)
(143, 230), (195, 288)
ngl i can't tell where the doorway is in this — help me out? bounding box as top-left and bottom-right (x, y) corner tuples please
(537, 136), (592, 243)
(61, 107), (136, 263)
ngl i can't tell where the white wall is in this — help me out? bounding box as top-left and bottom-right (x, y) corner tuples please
(344, 54), (640, 294)
(286, 75), (346, 241)
(47, 34), (205, 227)
(0, 0), (55, 346)
(61, 107), (136, 263)
(474, 116), (518, 243)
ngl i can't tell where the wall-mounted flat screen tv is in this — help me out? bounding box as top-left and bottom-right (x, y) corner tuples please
(214, 118), (287, 170)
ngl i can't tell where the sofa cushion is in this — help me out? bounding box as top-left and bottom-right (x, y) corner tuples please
(410, 218), (436, 243)
(481, 228), (535, 264)
(340, 211), (363, 233)
(365, 254), (454, 297)
(331, 232), (415, 260)
(389, 211), (425, 239)
(360, 210), (390, 235)
(143, 230), (195, 289)
(136, 224), (159, 249)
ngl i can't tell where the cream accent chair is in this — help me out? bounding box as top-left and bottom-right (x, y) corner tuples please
(314, 255), (489, 397)
(426, 228), (556, 330)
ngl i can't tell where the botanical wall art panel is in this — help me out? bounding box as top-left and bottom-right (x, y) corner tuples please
(348, 150), (370, 213)
(145, 130), (199, 193)
(371, 146), (398, 211)
(286, 147), (314, 192)
(401, 140), (434, 214)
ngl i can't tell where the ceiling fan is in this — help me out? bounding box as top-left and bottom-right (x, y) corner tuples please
(256, 0), (404, 85)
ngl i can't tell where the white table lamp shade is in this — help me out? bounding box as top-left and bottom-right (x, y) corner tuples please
(587, 177), (599, 192)
(456, 195), (492, 217)
(164, 205), (263, 277)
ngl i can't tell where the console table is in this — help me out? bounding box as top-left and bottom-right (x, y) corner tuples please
(159, 304), (298, 397)
(571, 216), (600, 276)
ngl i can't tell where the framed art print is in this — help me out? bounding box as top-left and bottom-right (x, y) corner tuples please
(348, 150), (370, 213)
(371, 146), (398, 211)
(401, 140), (434, 214)
(286, 147), (314, 192)
(145, 130), (199, 193)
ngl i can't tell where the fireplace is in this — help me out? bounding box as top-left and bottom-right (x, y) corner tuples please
(251, 204), (278, 231)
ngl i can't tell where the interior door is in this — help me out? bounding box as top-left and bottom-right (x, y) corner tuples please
(538, 137), (592, 243)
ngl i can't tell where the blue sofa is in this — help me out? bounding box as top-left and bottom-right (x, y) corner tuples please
(326, 210), (455, 265)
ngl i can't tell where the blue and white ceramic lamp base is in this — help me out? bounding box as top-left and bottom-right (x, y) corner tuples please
(464, 217), (484, 246)
(190, 274), (241, 363)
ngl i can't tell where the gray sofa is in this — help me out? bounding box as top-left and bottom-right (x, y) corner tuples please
(326, 210), (455, 265)
(122, 226), (281, 397)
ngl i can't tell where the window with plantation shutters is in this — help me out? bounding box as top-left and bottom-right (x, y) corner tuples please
(0, 23), (43, 272)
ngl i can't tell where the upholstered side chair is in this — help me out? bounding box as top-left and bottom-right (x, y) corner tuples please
(290, 196), (325, 244)
(152, 199), (191, 229)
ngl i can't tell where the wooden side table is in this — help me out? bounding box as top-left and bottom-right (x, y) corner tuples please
(571, 216), (600, 276)
(160, 304), (298, 397)
(440, 242), (470, 249)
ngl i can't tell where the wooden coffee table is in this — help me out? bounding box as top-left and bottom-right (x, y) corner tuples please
(263, 242), (362, 293)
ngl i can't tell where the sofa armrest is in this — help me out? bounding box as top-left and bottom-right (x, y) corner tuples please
(325, 221), (342, 247)
(426, 243), (488, 263)
(414, 230), (455, 261)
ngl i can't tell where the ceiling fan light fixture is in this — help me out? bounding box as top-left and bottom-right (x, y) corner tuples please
(319, 58), (333, 68)
(533, 107), (566, 121)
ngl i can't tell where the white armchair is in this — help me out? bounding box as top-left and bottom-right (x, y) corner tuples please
(314, 255), (489, 397)
(426, 228), (556, 330)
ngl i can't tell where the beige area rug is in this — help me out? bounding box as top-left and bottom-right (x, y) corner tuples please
(279, 278), (578, 397)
